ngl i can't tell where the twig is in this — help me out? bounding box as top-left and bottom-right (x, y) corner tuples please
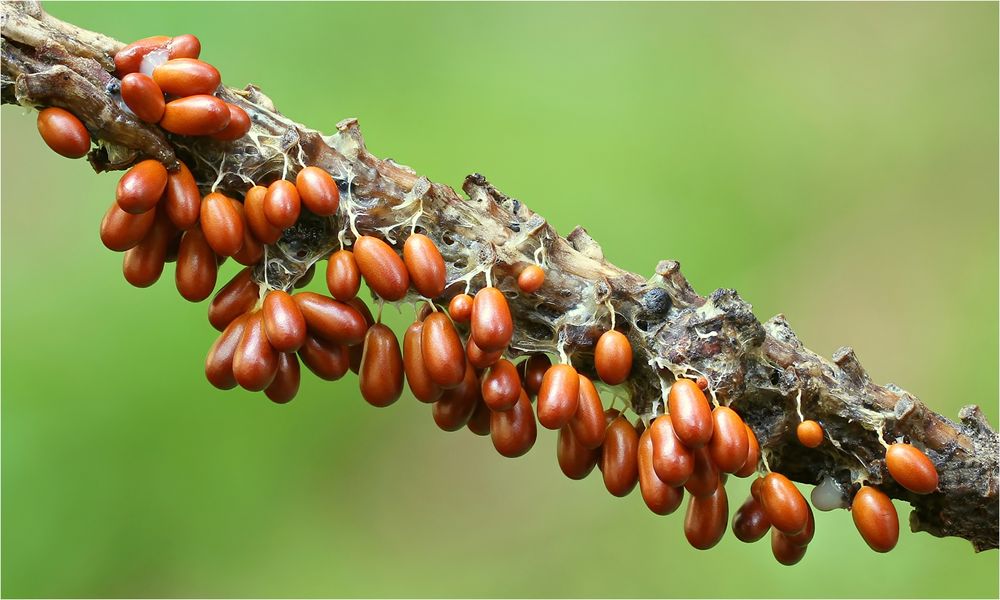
(2, 0), (996, 551)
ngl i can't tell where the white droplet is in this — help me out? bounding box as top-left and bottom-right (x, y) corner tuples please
(140, 49), (169, 76)
(811, 475), (848, 511)
(113, 92), (134, 116)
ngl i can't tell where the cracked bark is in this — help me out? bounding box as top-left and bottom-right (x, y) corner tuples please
(2, 0), (996, 551)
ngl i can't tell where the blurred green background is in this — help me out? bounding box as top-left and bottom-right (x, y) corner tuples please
(2, 2), (997, 598)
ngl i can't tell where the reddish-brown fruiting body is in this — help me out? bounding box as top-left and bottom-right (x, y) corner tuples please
(569, 375), (606, 449)
(199, 192), (244, 256)
(100, 201), (157, 251)
(797, 420), (824, 448)
(229, 200), (263, 266)
(244, 185), (282, 244)
(732, 495), (771, 543)
(122, 213), (173, 287)
(120, 73), (165, 123)
(295, 166), (340, 216)
(359, 323), (404, 407)
(650, 415), (695, 487)
(784, 504), (815, 547)
(159, 95), (230, 136)
(684, 446), (720, 498)
(175, 227), (218, 302)
(163, 161), (201, 230)
(771, 530), (808, 565)
(263, 180), (300, 229)
(471, 287), (513, 352)
(402, 320), (442, 403)
(448, 294), (473, 323)
(667, 378), (714, 449)
(117, 159), (168, 214)
(851, 486), (899, 552)
(432, 362), (480, 432)
(114, 36), (171, 76)
(465, 336), (503, 370)
(205, 313), (250, 389)
(297, 335), (349, 381)
(152, 58), (220, 96)
(638, 427), (684, 515)
(481, 359), (522, 412)
(403, 234), (446, 298)
(490, 390), (537, 458)
(759, 473), (810, 535)
(37, 107), (91, 158)
(708, 406), (750, 473)
(262, 290), (307, 353)
(323, 251), (360, 302)
(208, 267), (258, 331)
(354, 236), (410, 301)
(265, 352), (301, 404)
(519, 354), (551, 398)
(346, 298), (375, 374)
(537, 364), (580, 430)
(232, 311), (279, 391)
(419, 312), (466, 388)
(466, 399), (491, 436)
(684, 482), (729, 550)
(735, 424), (761, 478)
(517, 264), (545, 293)
(557, 425), (599, 480)
(209, 103), (252, 141)
(167, 34), (201, 59)
(292, 292), (368, 346)
(602, 416), (640, 497)
(165, 232), (183, 264)
(885, 443), (939, 494)
(594, 330), (632, 385)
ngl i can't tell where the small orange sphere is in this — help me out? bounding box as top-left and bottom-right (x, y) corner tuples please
(517, 264), (545, 293)
(796, 420), (824, 448)
(448, 293), (473, 322)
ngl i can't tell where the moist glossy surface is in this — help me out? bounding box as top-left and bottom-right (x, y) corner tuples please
(601, 416), (639, 497)
(326, 250), (361, 301)
(295, 166), (340, 216)
(164, 161), (201, 230)
(470, 287), (513, 352)
(358, 324), (404, 407)
(263, 180), (301, 230)
(594, 330), (632, 385)
(152, 58), (221, 96)
(420, 312), (466, 388)
(353, 236), (410, 301)
(885, 443), (939, 494)
(120, 73), (165, 123)
(262, 290), (307, 353)
(667, 378), (714, 449)
(160, 95), (230, 136)
(117, 159), (168, 214)
(199, 192), (244, 256)
(402, 234), (446, 298)
(537, 364), (580, 430)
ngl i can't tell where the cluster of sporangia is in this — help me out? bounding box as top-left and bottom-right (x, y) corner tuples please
(33, 32), (942, 566)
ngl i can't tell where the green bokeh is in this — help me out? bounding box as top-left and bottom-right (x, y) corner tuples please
(2, 2), (997, 597)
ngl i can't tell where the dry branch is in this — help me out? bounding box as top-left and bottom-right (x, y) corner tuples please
(2, 0), (996, 551)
